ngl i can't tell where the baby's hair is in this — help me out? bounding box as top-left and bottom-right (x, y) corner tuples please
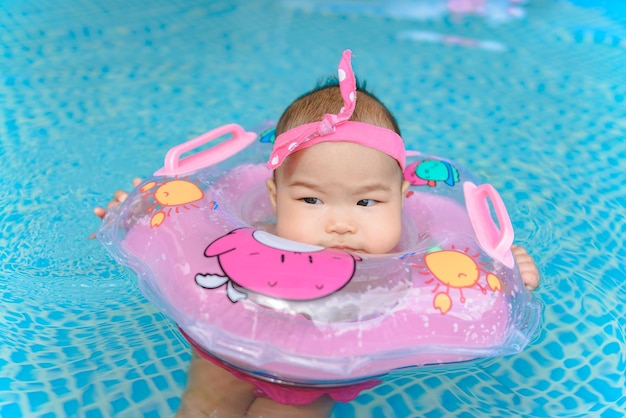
(276, 77), (401, 136)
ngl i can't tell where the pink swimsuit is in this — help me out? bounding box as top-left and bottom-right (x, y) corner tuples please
(184, 330), (380, 405)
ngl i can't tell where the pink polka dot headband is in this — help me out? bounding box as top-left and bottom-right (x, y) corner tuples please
(267, 50), (407, 171)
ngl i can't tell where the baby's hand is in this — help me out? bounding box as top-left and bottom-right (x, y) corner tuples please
(511, 245), (540, 290)
(90, 178), (142, 239)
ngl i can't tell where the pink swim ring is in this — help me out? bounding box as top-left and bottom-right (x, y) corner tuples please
(98, 123), (541, 386)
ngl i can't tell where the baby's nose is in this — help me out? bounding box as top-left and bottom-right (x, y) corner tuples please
(325, 211), (356, 234)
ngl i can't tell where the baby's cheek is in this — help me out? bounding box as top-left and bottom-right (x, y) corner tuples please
(274, 220), (292, 240)
(276, 218), (311, 244)
(368, 219), (402, 253)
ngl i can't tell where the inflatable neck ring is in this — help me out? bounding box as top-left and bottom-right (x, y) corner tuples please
(99, 123), (541, 386)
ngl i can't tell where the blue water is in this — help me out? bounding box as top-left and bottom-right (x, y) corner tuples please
(1, 0), (625, 416)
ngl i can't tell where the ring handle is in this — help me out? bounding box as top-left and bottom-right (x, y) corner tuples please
(463, 182), (515, 269)
(154, 124), (258, 176)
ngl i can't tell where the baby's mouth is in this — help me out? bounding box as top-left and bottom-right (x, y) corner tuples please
(330, 245), (363, 253)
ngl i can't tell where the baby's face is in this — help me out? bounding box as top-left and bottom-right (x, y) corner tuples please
(266, 142), (409, 254)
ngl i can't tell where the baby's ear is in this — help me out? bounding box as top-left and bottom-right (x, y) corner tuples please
(266, 178), (278, 211)
(401, 180), (410, 197)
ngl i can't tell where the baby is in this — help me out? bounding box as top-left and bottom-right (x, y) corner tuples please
(95, 50), (539, 418)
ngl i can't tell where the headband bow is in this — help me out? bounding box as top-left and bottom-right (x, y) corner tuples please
(268, 49), (406, 171)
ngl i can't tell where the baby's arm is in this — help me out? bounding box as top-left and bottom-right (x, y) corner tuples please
(511, 245), (540, 290)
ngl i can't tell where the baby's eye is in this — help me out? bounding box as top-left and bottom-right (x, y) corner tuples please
(357, 199), (377, 207)
(302, 197), (322, 205)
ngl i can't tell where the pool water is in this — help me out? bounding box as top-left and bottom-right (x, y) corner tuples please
(1, 0), (624, 417)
